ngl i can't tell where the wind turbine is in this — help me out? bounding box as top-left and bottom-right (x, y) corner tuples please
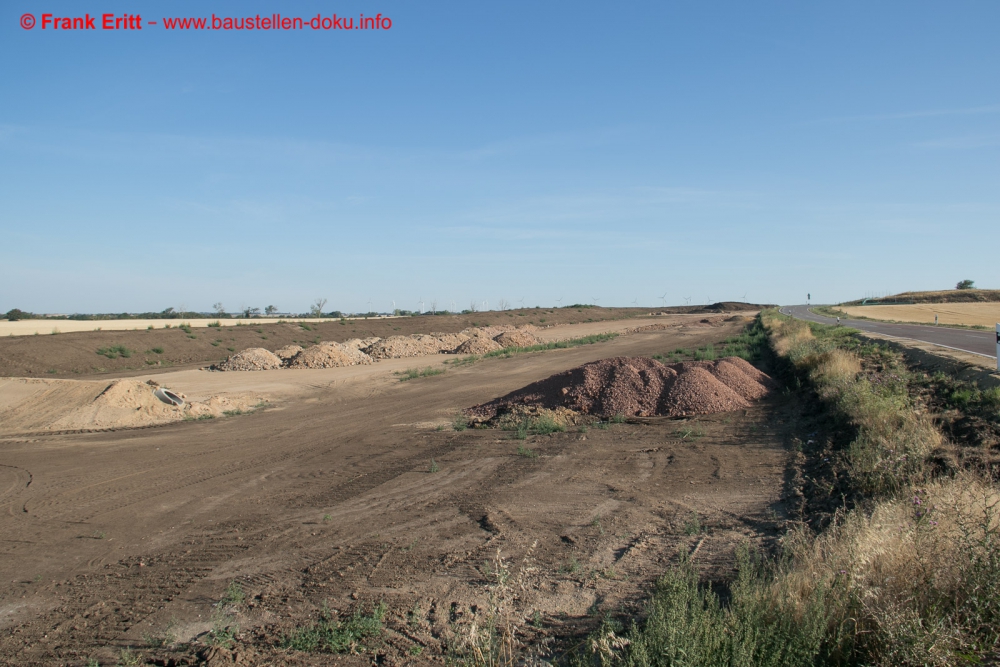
(631, 297), (639, 306)
(591, 296), (600, 306)
(367, 298), (373, 314)
(418, 297), (424, 313)
(684, 297), (692, 306)
(659, 293), (667, 306)
(741, 292), (747, 303)
(555, 295), (563, 306)
(518, 297), (525, 309)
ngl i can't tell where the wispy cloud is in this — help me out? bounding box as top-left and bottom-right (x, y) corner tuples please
(912, 134), (1000, 150)
(807, 104), (1000, 125)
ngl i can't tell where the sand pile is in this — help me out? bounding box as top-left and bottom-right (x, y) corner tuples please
(214, 348), (283, 371)
(454, 337), (504, 355)
(0, 379), (271, 432)
(466, 356), (774, 421)
(287, 343), (373, 368)
(363, 336), (428, 359)
(494, 330), (542, 349)
(274, 345), (304, 361)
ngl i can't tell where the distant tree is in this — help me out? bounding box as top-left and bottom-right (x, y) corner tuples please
(498, 298), (510, 311)
(213, 302), (226, 316)
(242, 306), (261, 318)
(4, 308), (30, 321)
(264, 305), (278, 316)
(310, 298), (328, 318)
(956, 279), (975, 290)
(469, 300), (479, 313)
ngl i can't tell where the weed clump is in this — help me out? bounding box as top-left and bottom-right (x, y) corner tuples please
(96, 344), (133, 359)
(282, 603), (387, 654)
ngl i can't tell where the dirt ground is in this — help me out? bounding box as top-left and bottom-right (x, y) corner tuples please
(839, 302), (1000, 327)
(0, 304), (760, 380)
(0, 316), (799, 666)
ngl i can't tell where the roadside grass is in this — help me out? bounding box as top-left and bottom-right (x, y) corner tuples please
(576, 310), (1000, 667)
(282, 602), (387, 654)
(395, 366), (445, 382)
(96, 344), (133, 359)
(449, 333), (619, 366)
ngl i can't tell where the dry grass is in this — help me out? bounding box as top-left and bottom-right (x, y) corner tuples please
(781, 477), (1000, 666)
(839, 302), (1000, 327)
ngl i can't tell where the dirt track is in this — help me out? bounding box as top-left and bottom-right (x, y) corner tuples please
(0, 317), (794, 665)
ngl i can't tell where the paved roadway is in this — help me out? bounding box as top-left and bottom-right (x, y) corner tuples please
(780, 304), (997, 360)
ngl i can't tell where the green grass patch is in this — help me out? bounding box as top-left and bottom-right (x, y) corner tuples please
(395, 366), (445, 382)
(281, 603), (387, 654)
(96, 344), (133, 359)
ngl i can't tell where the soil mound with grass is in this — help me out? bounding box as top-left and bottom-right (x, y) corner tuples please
(494, 330), (542, 349)
(214, 348), (283, 371)
(454, 337), (504, 355)
(286, 342), (373, 368)
(466, 356), (774, 421)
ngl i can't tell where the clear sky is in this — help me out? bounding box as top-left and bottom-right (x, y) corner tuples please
(2, 1), (998, 314)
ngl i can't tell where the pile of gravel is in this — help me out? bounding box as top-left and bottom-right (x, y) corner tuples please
(454, 337), (504, 355)
(214, 348), (284, 371)
(363, 336), (428, 359)
(287, 343), (373, 368)
(432, 332), (471, 352)
(274, 345), (304, 361)
(465, 356), (774, 421)
(493, 330), (541, 349)
(342, 337), (381, 351)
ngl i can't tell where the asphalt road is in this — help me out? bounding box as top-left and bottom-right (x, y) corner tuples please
(780, 304), (997, 359)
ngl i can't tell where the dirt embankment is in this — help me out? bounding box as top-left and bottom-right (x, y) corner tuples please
(0, 304), (763, 379)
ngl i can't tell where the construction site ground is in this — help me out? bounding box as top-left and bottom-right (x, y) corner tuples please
(0, 314), (803, 666)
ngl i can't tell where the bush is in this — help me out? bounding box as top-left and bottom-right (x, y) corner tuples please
(282, 603), (386, 653)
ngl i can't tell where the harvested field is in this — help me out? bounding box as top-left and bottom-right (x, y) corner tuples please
(213, 347), (283, 371)
(494, 329), (542, 348)
(286, 342), (374, 368)
(838, 302), (1000, 327)
(0, 316), (795, 667)
(466, 356), (774, 421)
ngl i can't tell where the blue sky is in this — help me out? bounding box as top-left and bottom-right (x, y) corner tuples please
(2, 1), (998, 314)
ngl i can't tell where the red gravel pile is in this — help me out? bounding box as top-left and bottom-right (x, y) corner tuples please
(465, 356), (774, 421)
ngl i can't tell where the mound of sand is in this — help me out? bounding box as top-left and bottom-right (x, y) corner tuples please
(214, 348), (283, 371)
(274, 345), (304, 361)
(494, 330), (541, 349)
(363, 336), (428, 359)
(287, 343), (373, 368)
(461, 324), (516, 339)
(454, 337), (504, 355)
(0, 378), (270, 433)
(466, 356), (774, 421)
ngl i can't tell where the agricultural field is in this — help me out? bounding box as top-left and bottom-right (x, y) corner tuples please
(838, 302), (1000, 328)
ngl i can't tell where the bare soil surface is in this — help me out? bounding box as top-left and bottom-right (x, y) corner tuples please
(0, 304), (761, 380)
(0, 318), (798, 666)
